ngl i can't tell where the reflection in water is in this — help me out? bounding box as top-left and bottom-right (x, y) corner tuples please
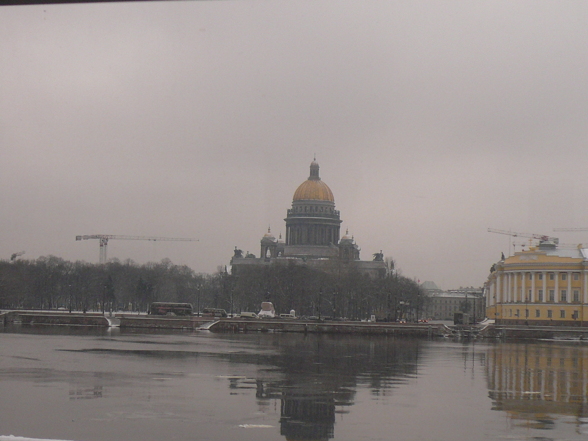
(486, 342), (588, 432)
(69, 386), (103, 400)
(280, 389), (335, 441)
(14, 327), (588, 440)
(218, 335), (422, 440)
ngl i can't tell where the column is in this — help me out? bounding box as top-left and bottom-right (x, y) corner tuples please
(567, 271), (572, 304)
(555, 272), (559, 303)
(511, 273), (515, 303)
(531, 271), (536, 303)
(521, 272), (526, 302)
(511, 273), (516, 303)
(584, 272), (588, 304)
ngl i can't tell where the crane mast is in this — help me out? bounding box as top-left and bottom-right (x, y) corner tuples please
(75, 235), (198, 264)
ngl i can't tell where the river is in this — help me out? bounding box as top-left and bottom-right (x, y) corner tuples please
(1, 326), (587, 441)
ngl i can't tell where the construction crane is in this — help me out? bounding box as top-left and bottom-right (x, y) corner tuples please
(552, 228), (588, 249)
(487, 228), (559, 247)
(75, 235), (198, 264)
(10, 251), (25, 261)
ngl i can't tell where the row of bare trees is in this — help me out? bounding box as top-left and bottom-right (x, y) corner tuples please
(0, 256), (207, 313)
(0, 256), (427, 320)
(230, 261), (427, 320)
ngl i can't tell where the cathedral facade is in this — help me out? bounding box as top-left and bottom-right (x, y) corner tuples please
(231, 160), (388, 278)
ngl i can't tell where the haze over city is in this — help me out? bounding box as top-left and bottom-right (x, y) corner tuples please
(2, 1), (588, 289)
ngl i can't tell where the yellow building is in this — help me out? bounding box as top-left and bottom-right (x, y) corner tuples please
(486, 241), (588, 326)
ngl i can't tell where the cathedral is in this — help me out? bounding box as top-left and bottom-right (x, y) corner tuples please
(230, 159), (388, 278)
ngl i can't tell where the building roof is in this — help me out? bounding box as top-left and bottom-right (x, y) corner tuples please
(421, 280), (441, 291)
(503, 242), (588, 264)
(430, 291), (483, 299)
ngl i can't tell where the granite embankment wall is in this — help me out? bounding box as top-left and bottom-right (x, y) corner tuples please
(2, 311), (109, 326)
(2, 311), (452, 336)
(8, 311), (588, 340)
(483, 324), (588, 340)
(117, 314), (201, 329)
(206, 319), (451, 336)
(118, 316), (452, 336)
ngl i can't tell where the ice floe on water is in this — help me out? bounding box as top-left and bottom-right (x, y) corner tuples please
(1, 437), (76, 441)
(238, 424), (274, 429)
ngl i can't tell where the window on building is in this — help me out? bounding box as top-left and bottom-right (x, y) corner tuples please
(573, 273), (580, 281)
(549, 273), (555, 281)
(561, 290), (567, 302)
(562, 273), (567, 281)
(572, 310), (579, 320)
(535, 309), (540, 318)
(573, 290), (580, 302)
(525, 309), (529, 318)
(509, 309), (512, 317)
(538, 290), (543, 302)
(560, 310), (566, 318)
(516, 309), (520, 317)
(539, 273), (543, 280)
(549, 290), (555, 302)
(529, 273), (532, 280)
(547, 310), (553, 318)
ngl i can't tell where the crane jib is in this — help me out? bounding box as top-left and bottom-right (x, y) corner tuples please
(75, 234), (198, 264)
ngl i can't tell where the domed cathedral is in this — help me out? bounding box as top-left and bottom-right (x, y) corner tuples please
(231, 159), (388, 279)
(284, 159), (342, 258)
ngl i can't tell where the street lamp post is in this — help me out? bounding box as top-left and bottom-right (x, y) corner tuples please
(196, 286), (201, 317)
(101, 284), (106, 314)
(332, 289), (337, 319)
(318, 288), (322, 320)
(398, 301), (405, 321)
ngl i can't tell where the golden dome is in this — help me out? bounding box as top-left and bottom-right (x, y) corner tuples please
(292, 160), (335, 202)
(261, 227), (276, 243)
(293, 179), (334, 202)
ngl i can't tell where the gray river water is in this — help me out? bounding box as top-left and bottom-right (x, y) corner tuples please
(1, 326), (587, 441)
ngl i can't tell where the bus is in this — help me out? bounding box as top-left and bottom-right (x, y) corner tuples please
(202, 307), (227, 318)
(148, 302), (193, 316)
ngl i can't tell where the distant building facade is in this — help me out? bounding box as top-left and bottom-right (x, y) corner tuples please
(485, 241), (588, 326)
(231, 160), (388, 278)
(422, 281), (484, 321)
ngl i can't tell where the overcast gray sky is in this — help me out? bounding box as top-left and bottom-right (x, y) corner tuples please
(2, 1), (588, 289)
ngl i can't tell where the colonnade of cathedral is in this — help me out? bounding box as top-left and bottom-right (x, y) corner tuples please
(286, 224), (340, 247)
